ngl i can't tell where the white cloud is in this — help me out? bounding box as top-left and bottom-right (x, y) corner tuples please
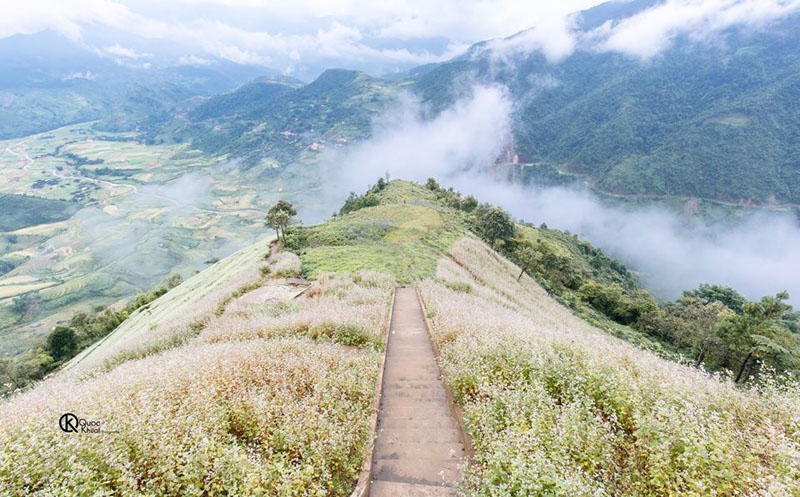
(103, 44), (152, 59)
(471, 180), (800, 305)
(477, 0), (800, 64)
(304, 84), (512, 220)
(177, 55), (212, 65)
(482, 14), (581, 63)
(592, 0), (800, 60)
(2, 1), (798, 76)
(0, 0), (132, 41)
(0, 0), (602, 74)
(62, 71), (97, 80)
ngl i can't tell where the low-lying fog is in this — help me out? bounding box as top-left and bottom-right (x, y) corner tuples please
(313, 84), (800, 305)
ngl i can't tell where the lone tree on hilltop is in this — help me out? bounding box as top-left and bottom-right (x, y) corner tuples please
(266, 200), (296, 244)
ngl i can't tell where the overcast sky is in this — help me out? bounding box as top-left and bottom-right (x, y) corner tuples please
(0, 0), (602, 77)
(2, 0), (799, 78)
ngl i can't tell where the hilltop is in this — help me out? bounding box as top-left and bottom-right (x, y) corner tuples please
(1, 179), (797, 495)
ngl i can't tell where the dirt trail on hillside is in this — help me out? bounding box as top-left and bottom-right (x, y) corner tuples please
(369, 287), (465, 496)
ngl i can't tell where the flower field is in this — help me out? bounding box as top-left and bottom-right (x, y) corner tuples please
(0, 247), (393, 496)
(421, 235), (800, 496)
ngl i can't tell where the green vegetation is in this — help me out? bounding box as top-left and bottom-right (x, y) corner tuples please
(156, 70), (405, 167)
(338, 177), (386, 215)
(187, 79), (300, 121)
(0, 194), (79, 231)
(0, 30), (265, 140)
(0, 274), (183, 396)
(423, 178), (800, 380)
(0, 238), (390, 495)
(420, 240), (800, 494)
(0, 125), (273, 355)
(2, 176), (797, 494)
(415, 15), (800, 204)
(290, 180), (464, 284)
(293, 177), (800, 382)
(265, 199), (297, 244)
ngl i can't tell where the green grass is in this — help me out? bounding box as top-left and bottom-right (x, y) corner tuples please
(298, 181), (466, 284)
(517, 224), (639, 290)
(299, 180), (671, 356)
(514, 224), (672, 354)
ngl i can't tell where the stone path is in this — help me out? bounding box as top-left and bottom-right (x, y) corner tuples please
(369, 287), (465, 496)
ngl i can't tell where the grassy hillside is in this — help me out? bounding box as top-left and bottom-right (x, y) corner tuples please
(1, 234), (393, 494)
(420, 236), (799, 495)
(295, 181), (465, 284)
(2, 179), (797, 494)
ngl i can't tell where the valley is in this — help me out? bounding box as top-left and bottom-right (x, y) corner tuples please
(0, 123), (320, 354)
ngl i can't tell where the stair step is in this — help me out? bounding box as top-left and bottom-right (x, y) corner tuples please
(369, 480), (458, 497)
(376, 428), (462, 444)
(379, 405), (453, 418)
(383, 380), (444, 389)
(374, 442), (465, 460)
(382, 390), (447, 401)
(369, 288), (464, 497)
(378, 416), (456, 429)
(372, 460), (461, 486)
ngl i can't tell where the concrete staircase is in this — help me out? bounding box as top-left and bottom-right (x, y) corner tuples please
(369, 288), (465, 496)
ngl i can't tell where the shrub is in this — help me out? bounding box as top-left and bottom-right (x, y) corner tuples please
(578, 281), (625, 317)
(46, 327), (77, 362)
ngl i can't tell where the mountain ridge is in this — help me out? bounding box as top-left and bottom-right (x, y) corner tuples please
(143, 0), (800, 204)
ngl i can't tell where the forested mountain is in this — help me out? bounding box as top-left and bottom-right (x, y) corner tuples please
(150, 69), (407, 167)
(413, 4), (800, 204)
(155, 0), (800, 205)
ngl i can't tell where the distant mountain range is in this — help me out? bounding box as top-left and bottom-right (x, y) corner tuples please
(141, 0), (800, 205)
(5, 0), (800, 205)
(0, 31), (272, 139)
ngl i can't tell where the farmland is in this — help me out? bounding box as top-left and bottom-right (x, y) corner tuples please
(0, 123), (319, 355)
